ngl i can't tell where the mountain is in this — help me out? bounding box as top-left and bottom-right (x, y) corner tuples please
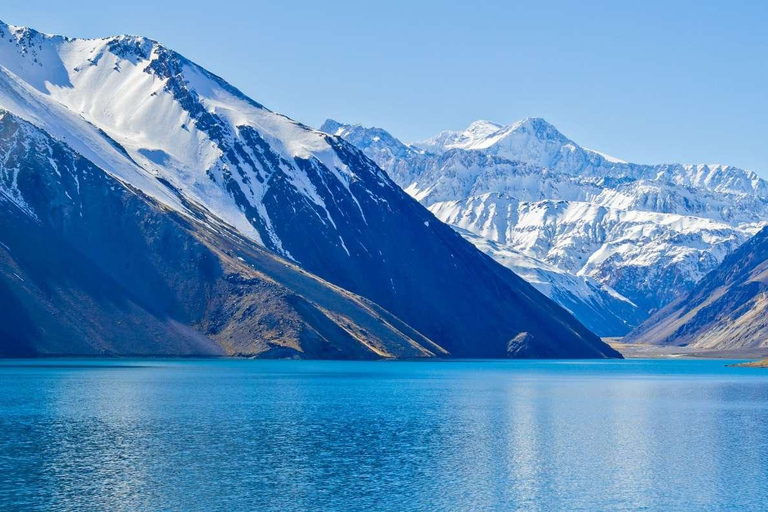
(0, 110), (448, 358)
(626, 227), (768, 351)
(0, 21), (619, 359)
(323, 118), (767, 334)
(412, 118), (767, 201)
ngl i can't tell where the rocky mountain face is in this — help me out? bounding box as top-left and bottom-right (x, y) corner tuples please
(323, 118), (768, 335)
(626, 227), (768, 351)
(0, 21), (619, 359)
(0, 111), (448, 358)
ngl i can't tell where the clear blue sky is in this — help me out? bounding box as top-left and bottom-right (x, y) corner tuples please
(4, 0), (767, 175)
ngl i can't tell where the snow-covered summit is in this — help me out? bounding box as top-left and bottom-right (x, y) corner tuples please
(415, 118), (561, 151)
(414, 119), (505, 154)
(322, 119), (416, 158)
(0, 19), (395, 252)
(411, 116), (767, 197)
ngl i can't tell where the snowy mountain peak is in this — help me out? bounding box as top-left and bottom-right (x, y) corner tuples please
(0, 19), (157, 52)
(321, 118), (414, 156)
(507, 117), (570, 142)
(509, 116), (562, 134)
(465, 119), (503, 137)
(413, 119), (501, 154)
(322, 118), (391, 142)
(0, 22), (390, 255)
(0, 20), (61, 43)
(412, 116), (576, 163)
(320, 118), (346, 134)
(328, 115), (768, 335)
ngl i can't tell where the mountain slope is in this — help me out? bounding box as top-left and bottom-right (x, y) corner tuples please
(323, 118), (767, 333)
(0, 110), (445, 358)
(626, 227), (768, 351)
(457, 228), (645, 335)
(0, 21), (618, 359)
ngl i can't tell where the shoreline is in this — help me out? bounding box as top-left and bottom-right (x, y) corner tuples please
(728, 359), (768, 368)
(607, 341), (768, 361)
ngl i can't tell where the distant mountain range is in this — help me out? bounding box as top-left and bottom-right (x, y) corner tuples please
(627, 227), (768, 351)
(0, 21), (618, 358)
(323, 118), (768, 335)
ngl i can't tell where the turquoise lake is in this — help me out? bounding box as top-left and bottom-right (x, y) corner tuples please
(0, 359), (766, 511)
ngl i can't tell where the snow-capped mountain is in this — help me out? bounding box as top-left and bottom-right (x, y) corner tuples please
(323, 118), (768, 334)
(0, 21), (619, 358)
(627, 227), (768, 352)
(413, 117), (767, 200)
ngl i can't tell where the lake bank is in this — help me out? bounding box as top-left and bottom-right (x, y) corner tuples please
(729, 358), (768, 368)
(607, 340), (768, 360)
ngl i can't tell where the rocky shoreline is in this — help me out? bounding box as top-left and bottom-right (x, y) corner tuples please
(729, 359), (768, 368)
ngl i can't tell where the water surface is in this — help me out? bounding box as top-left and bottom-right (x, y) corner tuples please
(0, 359), (766, 511)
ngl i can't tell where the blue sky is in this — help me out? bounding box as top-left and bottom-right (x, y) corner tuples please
(3, 0), (767, 175)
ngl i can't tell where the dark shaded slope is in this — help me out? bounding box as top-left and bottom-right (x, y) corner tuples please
(627, 227), (768, 350)
(257, 137), (620, 358)
(0, 111), (442, 358)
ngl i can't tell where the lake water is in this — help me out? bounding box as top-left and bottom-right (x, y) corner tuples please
(0, 359), (766, 511)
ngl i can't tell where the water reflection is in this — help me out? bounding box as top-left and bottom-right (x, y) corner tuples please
(0, 360), (766, 511)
